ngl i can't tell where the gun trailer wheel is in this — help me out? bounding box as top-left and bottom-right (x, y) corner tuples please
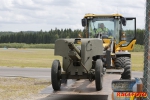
(95, 59), (103, 91)
(51, 60), (61, 90)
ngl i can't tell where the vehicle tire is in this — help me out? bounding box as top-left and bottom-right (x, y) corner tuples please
(115, 57), (131, 79)
(95, 59), (103, 91)
(51, 60), (61, 90)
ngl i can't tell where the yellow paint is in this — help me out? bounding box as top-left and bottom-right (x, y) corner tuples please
(115, 41), (126, 50)
(102, 39), (136, 52)
(119, 40), (136, 51)
(103, 39), (111, 49)
(103, 39), (111, 43)
(84, 13), (123, 18)
(103, 43), (109, 48)
(77, 41), (81, 44)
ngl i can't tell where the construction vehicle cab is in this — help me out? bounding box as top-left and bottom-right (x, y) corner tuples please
(82, 14), (136, 48)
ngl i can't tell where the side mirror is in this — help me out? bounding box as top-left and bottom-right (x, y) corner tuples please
(121, 17), (126, 26)
(81, 18), (87, 27)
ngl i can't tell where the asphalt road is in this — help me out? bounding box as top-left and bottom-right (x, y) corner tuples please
(0, 67), (143, 100)
(0, 67), (51, 79)
(0, 67), (143, 79)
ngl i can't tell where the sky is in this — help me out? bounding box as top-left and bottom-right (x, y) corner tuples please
(0, 0), (146, 32)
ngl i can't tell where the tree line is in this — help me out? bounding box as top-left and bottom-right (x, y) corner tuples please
(0, 28), (145, 45)
(0, 28), (82, 44)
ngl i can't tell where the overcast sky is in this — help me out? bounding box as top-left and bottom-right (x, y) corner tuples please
(0, 0), (145, 32)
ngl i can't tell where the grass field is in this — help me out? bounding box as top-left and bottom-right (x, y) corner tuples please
(0, 77), (50, 100)
(0, 48), (144, 71)
(0, 48), (61, 68)
(131, 52), (143, 71)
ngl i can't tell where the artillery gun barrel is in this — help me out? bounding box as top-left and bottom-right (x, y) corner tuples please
(68, 42), (81, 61)
(68, 42), (80, 55)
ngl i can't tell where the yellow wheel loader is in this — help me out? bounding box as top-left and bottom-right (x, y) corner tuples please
(81, 13), (136, 79)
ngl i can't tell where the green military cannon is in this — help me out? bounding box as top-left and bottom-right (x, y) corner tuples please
(51, 38), (104, 91)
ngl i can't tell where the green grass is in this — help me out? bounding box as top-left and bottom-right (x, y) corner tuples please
(0, 48), (144, 71)
(130, 44), (144, 52)
(131, 52), (143, 71)
(0, 48), (61, 68)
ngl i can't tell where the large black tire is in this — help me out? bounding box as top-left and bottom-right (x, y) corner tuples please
(95, 59), (103, 91)
(115, 57), (131, 79)
(51, 60), (61, 90)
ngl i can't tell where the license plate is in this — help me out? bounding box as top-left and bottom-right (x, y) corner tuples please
(111, 80), (136, 92)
